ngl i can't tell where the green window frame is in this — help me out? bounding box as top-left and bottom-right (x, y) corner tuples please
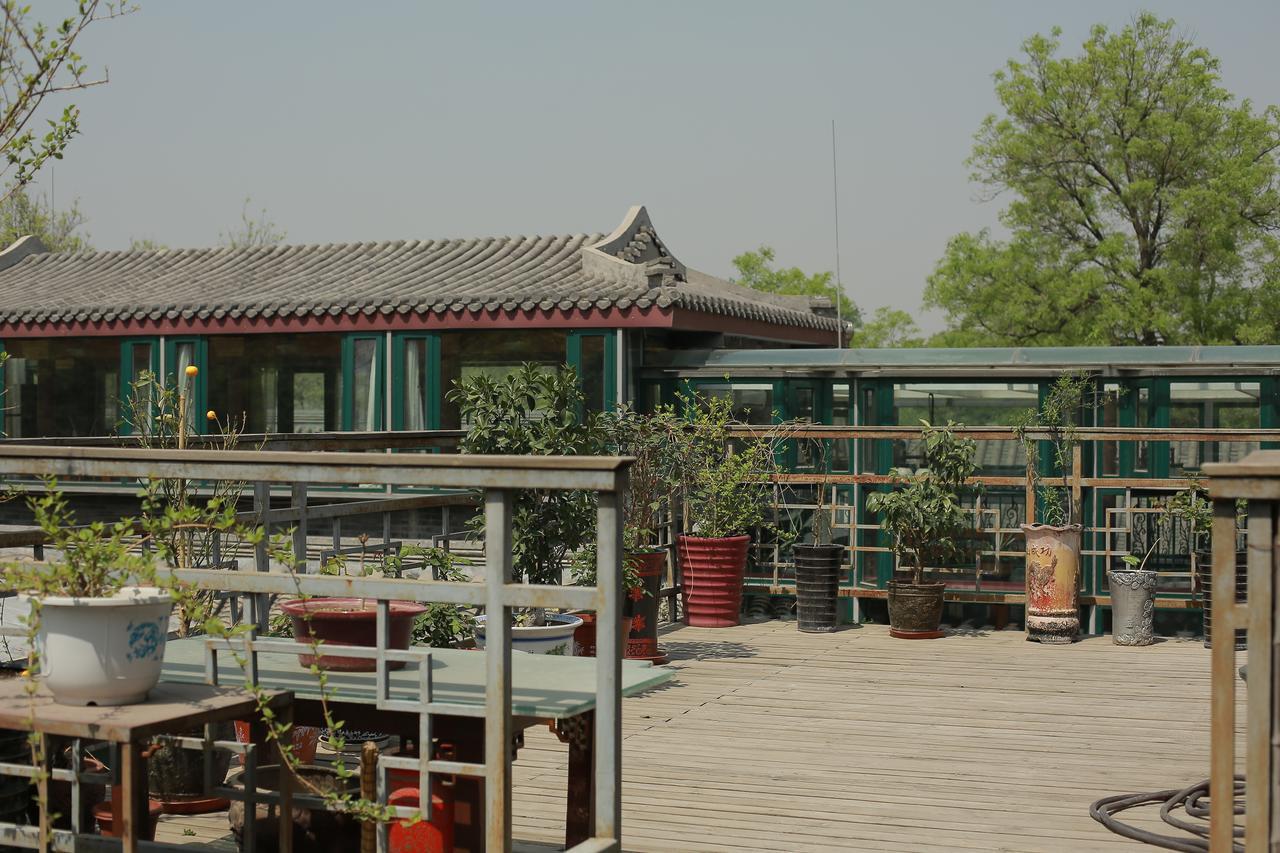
(341, 334), (386, 432)
(118, 337), (161, 436)
(391, 332), (441, 430)
(164, 337), (208, 436)
(567, 330), (617, 413)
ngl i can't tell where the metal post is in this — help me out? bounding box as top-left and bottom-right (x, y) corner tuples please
(1210, 497), (1240, 851)
(291, 483), (308, 573)
(594, 489), (624, 842)
(252, 481), (271, 632)
(483, 489), (513, 852)
(1246, 502), (1275, 849)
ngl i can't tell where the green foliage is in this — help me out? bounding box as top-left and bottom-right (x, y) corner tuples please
(220, 196), (286, 249)
(1013, 372), (1108, 527)
(0, 189), (91, 252)
(852, 307), (925, 348)
(667, 391), (792, 540)
(865, 421), (981, 585)
(731, 246), (861, 329)
(568, 545), (644, 593)
(600, 404), (683, 550)
(448, 363), (606, 588)
(128, 236), (166, 251)
(0, 1), (132, 203)
(924, 14), (1280, 346)
(1163, 474), (1211, 543)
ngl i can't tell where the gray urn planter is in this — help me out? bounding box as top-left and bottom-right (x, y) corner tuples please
(1107, 569), (1157, 646)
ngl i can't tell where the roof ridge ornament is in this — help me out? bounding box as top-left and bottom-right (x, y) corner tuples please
(0, 234), (48, 271)
(582, 205), (687, 287)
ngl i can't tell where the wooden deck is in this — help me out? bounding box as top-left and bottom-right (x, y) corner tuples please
(512, 620), (1241, 852)
(151, 619), (1241, 851)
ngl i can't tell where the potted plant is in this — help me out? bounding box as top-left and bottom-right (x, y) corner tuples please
(449, 364), (605, 654)
(1165, 476), (1246, 649)
(793, 466), (844, 634)
(669, 393), (791, 628)
(8, 483), (176, 706)
(1013, 372), (1098, 644)
(278, 538), (428, 672)
(866, 421), (980, 639)
(1107, 537), (1161, 646)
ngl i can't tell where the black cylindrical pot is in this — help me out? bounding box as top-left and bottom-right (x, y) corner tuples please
(887, 580), (946, 639)
(794, 544), (843, 633)
(1196, 550), (1247, 650)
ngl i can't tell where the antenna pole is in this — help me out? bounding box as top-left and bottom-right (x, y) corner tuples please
(831, 119), (845, 348)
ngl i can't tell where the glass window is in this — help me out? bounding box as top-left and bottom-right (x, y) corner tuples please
(891, 383), (1037, 476)
(1134, 387), (1150, 473)
(400, 338), (429, 430)
(350, 337), (380, 432)
(695, 383), (775, 425)
(792, 386), (818, 469)
(207, 334), (342, 433)
(832, 383), (851, 471)
(1098, 382), (1120, 476)
(439, 330), (568, 429)
(579, 335), (607, 413)
(1, 338), (120, 437)
(1170, 381), (1261, 476)
(172, 340), (198, 433)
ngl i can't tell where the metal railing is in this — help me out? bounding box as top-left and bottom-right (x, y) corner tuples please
(0, 445), (631, 852)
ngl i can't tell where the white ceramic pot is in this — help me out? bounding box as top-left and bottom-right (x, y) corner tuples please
(474, 613), (582, 656)
(24, 586), (174, 706)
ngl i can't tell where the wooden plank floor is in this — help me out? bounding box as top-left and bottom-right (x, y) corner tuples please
(512, 619), (1244, 852)
(148, 618), (1243, 850)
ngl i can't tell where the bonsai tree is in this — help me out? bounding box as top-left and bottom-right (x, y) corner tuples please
(448, 363), (606, 623)
(1013, 372), (1098, 528)
(865, 421), (981, 585)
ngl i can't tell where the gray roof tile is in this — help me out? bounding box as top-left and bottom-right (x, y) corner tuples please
(0, 206), (841, 335)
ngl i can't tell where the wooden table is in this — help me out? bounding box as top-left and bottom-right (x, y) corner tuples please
(161, 638), (673, 850)
(0, 678), (292, 853)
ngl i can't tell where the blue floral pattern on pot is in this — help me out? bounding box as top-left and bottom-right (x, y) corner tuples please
(126, 617), (167, 662)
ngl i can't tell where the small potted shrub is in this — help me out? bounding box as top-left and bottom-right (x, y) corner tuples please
(1165, 477), (1246, 649)
(1013, 373), (1102, 644)
(8, 483), (177, 706)
(866, 421), (980, 639)
(792, 476), (844, 634)
(278, 539), (428, 672)
(450, 364), (604, 654)
(669, 393), (791, 628)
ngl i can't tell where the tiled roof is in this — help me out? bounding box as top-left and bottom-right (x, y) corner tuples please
(0, 206), (842, 334)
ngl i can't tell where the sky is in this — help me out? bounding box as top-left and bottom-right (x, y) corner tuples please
(23, 0), (1280, 332)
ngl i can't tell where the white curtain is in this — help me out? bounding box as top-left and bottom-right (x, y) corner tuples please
(404, 341), (425, 430)
(175, 342), (196, 432)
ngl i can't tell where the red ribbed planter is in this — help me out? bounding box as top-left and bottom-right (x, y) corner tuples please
(678, 535), (750, 628)
(279, 598), (427, 672)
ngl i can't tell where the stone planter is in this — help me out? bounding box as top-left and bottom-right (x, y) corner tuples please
(147, 722), (234, 813)
(23, 586), (173, 706)
(1107, 568), (1157, 646)
(887, 580), (946, 639)
(1022, 523), (1082, 644)
(793, 544), (843, 633)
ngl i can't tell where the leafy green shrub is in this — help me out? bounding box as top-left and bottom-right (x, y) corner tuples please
(865, 421), (981, 585)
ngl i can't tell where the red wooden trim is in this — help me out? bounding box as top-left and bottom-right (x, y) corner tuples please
(667, 307), (841, 346)
(0, 304), (835, 346)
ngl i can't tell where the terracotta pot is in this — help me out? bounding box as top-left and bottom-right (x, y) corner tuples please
(93, 789), (163, 840)
(678, 535), (750, 628)
(572, 611), (626, 658)
(1022, 523), (1082, 644)
(887, 580), (946, 639)
(278, 598), (427, 671)
(793, 544), (843, 633)
(625, 549), (667, 662)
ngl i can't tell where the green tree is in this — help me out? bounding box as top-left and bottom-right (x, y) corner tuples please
(854, 306), (924, 348)
(731, 246), (860, 330)
(925, 14), (1280, 346)
(128, 236), (166, 251)
(0, 1), (132, 203)
(0, 188), (91, 252)
(220, 196), (286, 249)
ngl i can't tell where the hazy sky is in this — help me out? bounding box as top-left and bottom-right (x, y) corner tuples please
(25, 1), (1280, 331)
